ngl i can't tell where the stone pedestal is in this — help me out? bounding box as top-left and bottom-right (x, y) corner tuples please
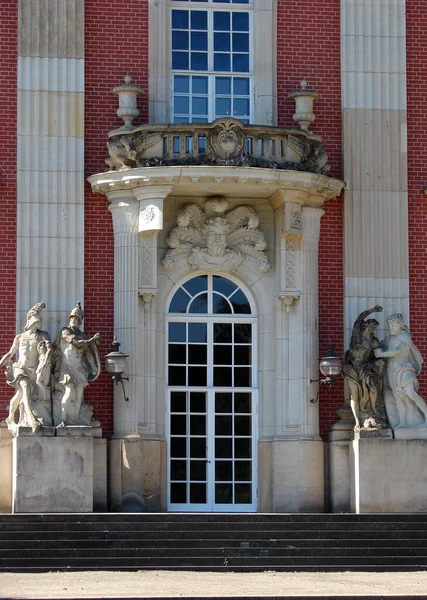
(350, 438), (427, 513)
(11, 434), (106, 513)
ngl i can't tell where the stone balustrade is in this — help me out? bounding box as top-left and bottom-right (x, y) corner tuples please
(106, 117), (330, 175)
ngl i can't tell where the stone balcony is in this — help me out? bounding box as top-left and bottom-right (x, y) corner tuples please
(105, 117), (330, 175)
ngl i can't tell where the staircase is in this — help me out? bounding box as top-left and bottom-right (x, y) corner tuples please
(1, 513), (427, 571)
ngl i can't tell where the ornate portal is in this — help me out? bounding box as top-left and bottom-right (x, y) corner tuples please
(163, 198), (270, 273)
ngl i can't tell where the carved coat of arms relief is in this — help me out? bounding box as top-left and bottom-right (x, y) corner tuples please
(162, 198), (270, 274)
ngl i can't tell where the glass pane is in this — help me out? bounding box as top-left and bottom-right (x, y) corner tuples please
(174, 117), (189, 124)
(171, 437), (186, 458)
(213, 275), (237, 296)
(191, 52), (208, 70)
(189, 344), (207, 364)
(172, 10), (189, 29)
(215, 461), (232, 481)
(233, 77), (250, 95)
(214, 32), (230, 51)
(215, 415), (232, 435)
(232, 32), (249, 52)
(171, 391), (187, 412)
(171, 414), (186, 435)
(190, 414), (206, 435)
(215, 392), (232, 413)
(172, 52), (189, 70)
(192, 96), (208, 115)
(235, 437), (251, 458)
(214, 366), (232, 386)
(232, 54), (249, 72)
(188, 366), (207, 386)
(233, 98), (250, 118)
(171, 483), (186, 503)
(214, 323), (232, 343)
(215, 437), (232, 458)
(214, 53), (231, 72)
(235, 415), (251, 436)
(188, 323), (207, 343)
(190, 437), (206, 458)
(213, 293), (232, 314)
(190, 483), (206, 503)
(214, 345), (232, 365)
(216, 77), (231, 95)
(169, 344), (186, 364)
(216, 97), (231, 116)
(169, 288), (191, 313)
(234, 367), (251, 387)
(190, 392), (206, 412)
(234, 323), (252, 343)
(232, 12), (249, 31)
(172, 30), (189, 50)
(234, 345), (251, 365)
(174, 75), (190, 93)
(191, 10), (207, 29)
(235, 483), (251, 503)
(171, 460), (186, 480)
(188, 293), (208, 313)
(169, 366), (186, 386)
(235, 392), (251, 413)
(183, 275), (207, 296)
(169, 322), (186, 342)
(232, 0), (249, 4)
(190, 461), (206, 481)
(216, 483), (232, 503)
(192, 76), (208, 94)
(174, 96), (190, 114)
(191, 31), (207, 50)
(214, 11), (230, 31)
(235, 461), (251, 481)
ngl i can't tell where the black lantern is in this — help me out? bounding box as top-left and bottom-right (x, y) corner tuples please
(105, 338), (129, 401)
(310, 343), (342, 403)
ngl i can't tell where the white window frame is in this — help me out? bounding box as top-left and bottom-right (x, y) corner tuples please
(149, 0), (277, 125)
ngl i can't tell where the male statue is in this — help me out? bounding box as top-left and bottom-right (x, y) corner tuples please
(343, 305), (388, 430)
(375, 313), (427, 429)
(52, 302), (101, 427)
(0, 302), (53, 434)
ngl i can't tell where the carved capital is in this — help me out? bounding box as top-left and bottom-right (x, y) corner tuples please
(279, 292), (301, 312)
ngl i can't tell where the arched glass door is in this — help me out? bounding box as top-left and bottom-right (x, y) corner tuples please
(166, 274), (257, 512)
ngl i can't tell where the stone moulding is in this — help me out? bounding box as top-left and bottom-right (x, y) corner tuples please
(105, 117), (330, 175)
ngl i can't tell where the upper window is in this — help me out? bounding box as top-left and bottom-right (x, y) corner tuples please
(171, 1), (252, 123)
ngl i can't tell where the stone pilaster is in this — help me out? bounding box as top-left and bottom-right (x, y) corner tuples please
(107, 192), (140, 437)
(341, 0), (409, 342)
(17, 0), (84, 336)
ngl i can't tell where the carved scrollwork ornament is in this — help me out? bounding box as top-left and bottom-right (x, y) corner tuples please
(206, 119), (246, 163)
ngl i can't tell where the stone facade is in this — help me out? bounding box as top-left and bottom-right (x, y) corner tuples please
(0, 0), (426, 513)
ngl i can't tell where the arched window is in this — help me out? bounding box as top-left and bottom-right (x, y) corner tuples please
(166, 274), (257, 511)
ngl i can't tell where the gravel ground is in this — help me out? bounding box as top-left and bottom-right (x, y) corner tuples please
(1, 570), (427, 599)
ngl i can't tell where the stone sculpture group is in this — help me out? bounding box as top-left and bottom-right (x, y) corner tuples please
(345, 306), (427, 434)
(0, 302), (101, 436)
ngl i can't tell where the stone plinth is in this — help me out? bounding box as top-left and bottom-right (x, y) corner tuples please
(350, 438), (427, 513)
(13, 437), (93, 513)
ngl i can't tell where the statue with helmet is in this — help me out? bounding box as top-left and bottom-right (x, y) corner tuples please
(52, 302), (101, 427)
(0, 302), (53, 434)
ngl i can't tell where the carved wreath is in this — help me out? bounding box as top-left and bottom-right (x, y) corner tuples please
(162, 198), (270, 273)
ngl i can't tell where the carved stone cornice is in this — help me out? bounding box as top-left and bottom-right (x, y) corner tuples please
(88, 166), (345, 205)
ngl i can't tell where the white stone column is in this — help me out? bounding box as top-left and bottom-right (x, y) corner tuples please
(107, 192), (140, 437)
(341, 0), (408, 342)
(270, 190), (325, 512)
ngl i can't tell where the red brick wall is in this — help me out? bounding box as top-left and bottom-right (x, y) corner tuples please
(0, 2), (17, 423)
(277, 0), (344, 438)
(406, 0), (427, 398)
(84, 0), (149, 436)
